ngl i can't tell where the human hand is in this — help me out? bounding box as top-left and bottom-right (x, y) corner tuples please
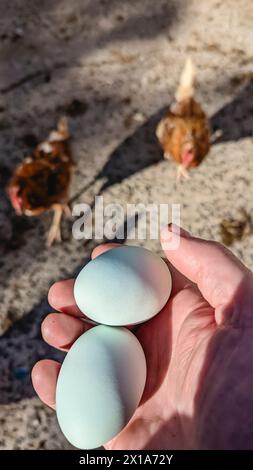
(32, 225), (253, 449)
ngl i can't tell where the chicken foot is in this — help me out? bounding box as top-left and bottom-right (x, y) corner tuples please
(47, 203), (71, 247)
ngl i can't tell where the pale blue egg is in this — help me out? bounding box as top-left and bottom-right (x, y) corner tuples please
(56, 325), (146, 449)
(74, 246), (172, 325)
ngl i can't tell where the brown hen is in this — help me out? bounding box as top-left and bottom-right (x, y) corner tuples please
(7, 117), (74, 246)
(156, 58), (210, 182)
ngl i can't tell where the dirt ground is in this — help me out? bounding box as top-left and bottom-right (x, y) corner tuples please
(0, 0), (253, 449)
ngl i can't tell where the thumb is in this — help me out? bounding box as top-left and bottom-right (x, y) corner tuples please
(161, 224), (253, 326)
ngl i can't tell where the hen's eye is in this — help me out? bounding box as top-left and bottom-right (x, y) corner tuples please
(28, 194), (37, 205)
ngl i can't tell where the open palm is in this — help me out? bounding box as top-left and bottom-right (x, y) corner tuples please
(32, 225), (253, 449)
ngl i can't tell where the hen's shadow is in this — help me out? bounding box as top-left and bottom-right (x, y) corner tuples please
(71, 107), (166, 202)
(211, 79), (253, 143)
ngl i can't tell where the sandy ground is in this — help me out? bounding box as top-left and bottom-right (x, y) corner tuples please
(0, 0), (253, 449)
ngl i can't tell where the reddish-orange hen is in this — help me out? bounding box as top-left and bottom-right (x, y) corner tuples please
(156, 58), (210, 182)
(7, 117), (74, 246)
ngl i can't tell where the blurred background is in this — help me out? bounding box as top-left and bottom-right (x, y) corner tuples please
(0, 0), (253, 449)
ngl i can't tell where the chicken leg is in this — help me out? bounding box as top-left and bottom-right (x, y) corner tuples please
(176, 164), (190, 185)
(47, 203), (71, 247)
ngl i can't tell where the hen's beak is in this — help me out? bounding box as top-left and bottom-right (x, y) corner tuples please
(7, 186), (23, 215)
(182, 144), (196, 169)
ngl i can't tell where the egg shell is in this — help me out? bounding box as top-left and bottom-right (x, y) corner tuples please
(74, 246), (172, 326)
(56, 325), (147, 449)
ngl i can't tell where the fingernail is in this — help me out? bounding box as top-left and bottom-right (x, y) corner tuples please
(167, 223), (192, 238)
